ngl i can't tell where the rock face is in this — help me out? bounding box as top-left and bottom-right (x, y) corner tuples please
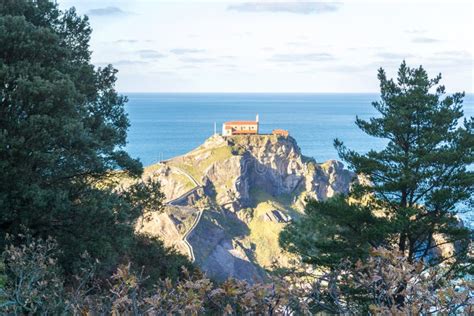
(199, 135), (354, 211)
(137, 134), (355, 282)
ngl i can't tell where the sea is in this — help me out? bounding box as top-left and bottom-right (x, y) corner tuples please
(124, 93), (473, 226)
(124, 93), (473, 166)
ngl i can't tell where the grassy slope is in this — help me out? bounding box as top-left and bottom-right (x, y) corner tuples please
(144, 163), (196, 192)
(168, 145), (233, 185)
(246, 190), (300, 268)
(248, 202), (285, 267)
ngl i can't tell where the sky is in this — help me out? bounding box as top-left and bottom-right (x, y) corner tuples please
(58, 0), (474, 93)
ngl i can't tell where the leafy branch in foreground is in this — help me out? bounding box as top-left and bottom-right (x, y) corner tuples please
(2, 236), (471, 315)
(299, 247), (473, 314)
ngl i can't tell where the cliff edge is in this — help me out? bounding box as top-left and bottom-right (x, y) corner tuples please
(136, 134), (355, 282)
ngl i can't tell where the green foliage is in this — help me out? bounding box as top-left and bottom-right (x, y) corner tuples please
(338, 61), (473, 266)
(231, 144), (246, 156)
(301, 247), (474, 314)
(0, 0), (190, 281)
(3, 236), (471, 315)
(128, 233), (193, 288)
(280, 195), (387, 267)
(281, 61), (473, 274)
(0, 235), (67, 314)
(0, 235), (306, 314)
(169, 145), (233, 185)
(0, 263), (5, 288)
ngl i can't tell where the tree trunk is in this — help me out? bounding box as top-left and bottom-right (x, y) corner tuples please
(399, 233), (406, 254)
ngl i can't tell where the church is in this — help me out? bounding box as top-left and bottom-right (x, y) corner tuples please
(222, 114), (259, 136)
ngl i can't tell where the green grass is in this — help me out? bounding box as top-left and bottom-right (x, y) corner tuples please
(250, 188), (293, 208)
(169, 172), (196, 191)
(144, 162), (197, 191)
(248, 201), (287, 267)
(245, 188), (304, 268)
(169, 146), (233, 185)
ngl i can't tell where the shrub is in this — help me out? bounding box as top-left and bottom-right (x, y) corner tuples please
(0, 235), (67, 314)
(1, 236), (471, 315)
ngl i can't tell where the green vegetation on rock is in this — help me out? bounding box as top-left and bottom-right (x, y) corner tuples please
(168, 145), (233, 185)
(248, 202), (287, 267)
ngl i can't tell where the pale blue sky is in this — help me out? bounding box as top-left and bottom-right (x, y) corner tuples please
(59, 1), (473, 93)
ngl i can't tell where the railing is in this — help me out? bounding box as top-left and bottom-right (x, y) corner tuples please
(164, 165), (202, 263)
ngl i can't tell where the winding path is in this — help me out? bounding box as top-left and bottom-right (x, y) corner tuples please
(181, 209), (202, 262)
(164, 165), (203, 263)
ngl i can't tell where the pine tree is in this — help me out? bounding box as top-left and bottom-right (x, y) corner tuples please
(281, 61), (473, 273)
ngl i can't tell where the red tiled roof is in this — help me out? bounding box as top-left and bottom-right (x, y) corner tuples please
(272, 129), (289, 136)
(224, 121), (258, 125)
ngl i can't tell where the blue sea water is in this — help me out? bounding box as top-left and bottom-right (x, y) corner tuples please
(124, 93), (474, 166)
(124, 93), (473, 227)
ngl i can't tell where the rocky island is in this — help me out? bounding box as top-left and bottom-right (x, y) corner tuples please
(135, 134), (355, 282)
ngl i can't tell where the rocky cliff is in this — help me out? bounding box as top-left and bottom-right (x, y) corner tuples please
(135, 134), (355, 282)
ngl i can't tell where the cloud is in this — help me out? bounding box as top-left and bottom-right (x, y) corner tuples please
(170, 48), (206, 55)
(425, 52), (473, 68)
(376, 52), (414, 59)
(425, 58), (473, 70)
(317, 64), (370, 73)
(87, 6), (129, 16)
(95, 60), (148, 67)
(227, 2), (341, 14)
(149, 70), (178, 76)
(269, 53), (334, 62)
(405, 29), (426, 34)
(179, 65), (199, 69)
(434, 50), (471, 58)
(215, 64), (239, 71)
(137, 50), (166, 59)
(114, 39), (154, 44)
(180, 57), (216, 63)
(412, 37), (440, 43)
(115, 39), (138, 44)
(287, 41), (309, 47)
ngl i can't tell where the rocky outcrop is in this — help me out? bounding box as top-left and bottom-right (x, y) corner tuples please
(307, 160), (355, 200)
(198, 135), (355, 212)
(142, 165), (193, 202)
(137, 134), (356, 282)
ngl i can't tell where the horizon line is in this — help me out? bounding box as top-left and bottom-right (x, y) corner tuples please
(121, 91), (474, 94)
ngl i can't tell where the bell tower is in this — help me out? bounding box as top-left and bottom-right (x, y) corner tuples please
(256, 114), (259, 134)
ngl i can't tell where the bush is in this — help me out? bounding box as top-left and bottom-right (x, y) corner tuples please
(303, 247), (474, 314)
(0, 235), (67, 314)
(2, 237), (472, 315)
(231, 145), (246, 156)
(0, 235), (307, 314)
(127, 233), (193, 287)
